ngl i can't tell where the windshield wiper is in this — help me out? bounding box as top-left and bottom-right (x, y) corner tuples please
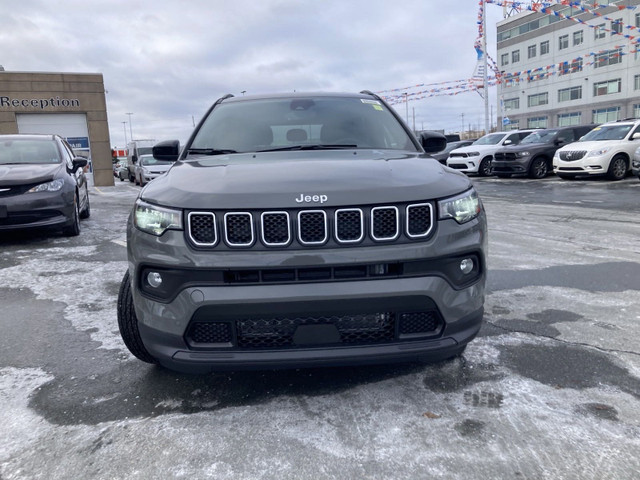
(187, 148), (237, 155)
(257, 144), (358, 152)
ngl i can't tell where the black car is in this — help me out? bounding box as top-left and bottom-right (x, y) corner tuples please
(493, 125), (596, 179)
(117, 91), (487, 373)
(0, 134), (90, 236)
(431, 140), (476, 164)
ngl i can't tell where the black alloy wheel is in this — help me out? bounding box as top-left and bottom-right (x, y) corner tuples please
(479, 157), (492, 177)
(529, 157), (548, 179)
(62, 194), (81, 236)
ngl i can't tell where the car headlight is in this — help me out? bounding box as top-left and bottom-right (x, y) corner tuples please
(28, 178), (64, 193)
(438, 189), (482, 224)
(588, 147), (611, 157)
(516, 151), (531, 157)
(134, 199), (183, 236)
(466, 151), (480, 157)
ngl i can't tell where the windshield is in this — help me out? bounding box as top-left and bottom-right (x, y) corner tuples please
(0, 139), (61, 165)
(472, 133), (506, 146)
(137, 147), (153, 156)
(580, 124), (633, 141)
(521, 129), (559, 144)
(442, 141), (468, 154)
(189, 96), (418, 154)
(140, 155), (174, 166)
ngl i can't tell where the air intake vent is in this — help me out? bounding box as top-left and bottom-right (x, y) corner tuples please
(406, 204), (433, 238)
(261, 212), (291, 246)
(298, 210), (327, 245)
(188, 212), (217, 246)
(224, 212), (254, 246)
(371, 206), (399, 241)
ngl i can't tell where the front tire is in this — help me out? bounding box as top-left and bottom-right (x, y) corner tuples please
(79, 186), (91, 219)
(478, 157), (492, 177)
(528, 157), (548, 179)
(62, 194), (81, 236)
(117, 270), (158, 364)
(607, 155), (627, 181)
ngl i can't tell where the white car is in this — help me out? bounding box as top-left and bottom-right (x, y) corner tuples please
(553, 119), (640, 181)
(134, 154), (175, 186)
(446, 130), (535, 176)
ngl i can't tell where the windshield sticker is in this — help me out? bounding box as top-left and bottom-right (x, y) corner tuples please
(372, 104), (384, 111)
(361, 99), (381, 105)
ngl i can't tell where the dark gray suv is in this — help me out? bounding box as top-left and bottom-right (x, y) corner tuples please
(117, 92), (487, 373)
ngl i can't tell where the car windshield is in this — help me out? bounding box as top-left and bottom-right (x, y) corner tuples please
(580, 124), (633, 141)
(140, 156), (173, 166)
(0, 139), (60, 165)
(189, 96), (419, 154)
(442, 141), (468, 154)
(472, 133), (506, 146)
(521, 129), (559, 144)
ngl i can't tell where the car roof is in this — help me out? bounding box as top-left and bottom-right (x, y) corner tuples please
(219, 91), (377, 104)
(0, 134), (57, 141)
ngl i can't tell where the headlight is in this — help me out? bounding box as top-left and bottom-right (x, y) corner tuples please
(516, 151), (531, 157)
(588, 147), (611, 157)
(134, 200), (183, 236)
(438, 189), (482, 224)
(28, 178), (64, 193)
(466, 151), (480, 157)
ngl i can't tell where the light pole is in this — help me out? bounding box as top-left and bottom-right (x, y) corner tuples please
(403, 93), (409, 125)
(122, 121), (128, 146)
(126, 112), (134, 140)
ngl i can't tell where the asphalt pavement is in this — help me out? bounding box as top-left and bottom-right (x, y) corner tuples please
(1, 174), (639, 479)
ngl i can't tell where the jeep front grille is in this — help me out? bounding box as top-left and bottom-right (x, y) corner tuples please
(187, 202), (434, 249)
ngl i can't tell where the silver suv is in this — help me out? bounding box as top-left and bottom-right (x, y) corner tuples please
(117, 92), (487, 373)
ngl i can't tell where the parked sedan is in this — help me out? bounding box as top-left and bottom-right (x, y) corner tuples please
(0, 134), (90, 236)
(134, 154), (175, 186)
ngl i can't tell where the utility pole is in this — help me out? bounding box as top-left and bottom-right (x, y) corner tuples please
(482, 3), (489, 135)
(461, 113), (465, 137)
(403, 93), (409, 125)
(122, 121), (128, 146)
(126, 112), (134, 140)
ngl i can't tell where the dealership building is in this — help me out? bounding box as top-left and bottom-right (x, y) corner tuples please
(0, 70), (114, 186)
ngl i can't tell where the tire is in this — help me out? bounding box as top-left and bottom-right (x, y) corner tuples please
(129, 173), (135, 183)
(79, 186), (91, 219)
(62, 195), (81, 236)
(117, 270), (158, 364)
(607, 155), (627, 181)
(478, 157), (492, 177)
(495, 173), (512, 179)
(528, 157), (548, 179)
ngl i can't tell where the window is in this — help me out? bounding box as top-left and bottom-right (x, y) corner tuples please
(634, 104), (640, 118)
(558, 86), (582, 102)
(512, 50), (520, 63)
(559, 58), (583, 76)
(558, 112), (581, 126)
(635, 75), (640, 90)
(593, 79), (621, 97)
(558, 35), (569, 50)
(594, 48), (623, 68)
(504, 122), (519, 131)
(611, 19), (622, 35)
(636, 13), (640, 28)
(528, 92), (549, 107)
(528, 117), (548, 128)
(595, 24), (606, 40)
(540, 40), (549, 55)
(503, 98), (520, 110)
(501, 53), (509, 66)
(592, 107), (620, 123)
(528, 44), (536, 59)
(573, 30), (583, 46)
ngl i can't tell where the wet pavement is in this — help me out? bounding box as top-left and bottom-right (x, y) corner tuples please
(1, 175), (639, 479)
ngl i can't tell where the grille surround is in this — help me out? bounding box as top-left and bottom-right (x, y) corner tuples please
(335, 208), (364, 244)
(298, 210), (328, 245)
(188, 212), (218, 246)
(224, 212), (255, 247)
(371, 206), (399, 241)
(261, 211), (291, 246)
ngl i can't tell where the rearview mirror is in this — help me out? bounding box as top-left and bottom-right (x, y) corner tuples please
(153, 140), (180, 161)
(418, 131), (447, 154)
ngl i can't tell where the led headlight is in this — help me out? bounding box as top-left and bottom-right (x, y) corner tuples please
(438, 189), (482, 224)
(466, 151), (480, 157)
(28, 178), (64, 193)
(516, 151), (531, 157)
(134, 199), (183, 236)
(588, 147), (611, 157)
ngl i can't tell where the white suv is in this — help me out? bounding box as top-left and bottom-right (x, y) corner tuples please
(446, 130), (535, 176)
(553, 119), (640, 180)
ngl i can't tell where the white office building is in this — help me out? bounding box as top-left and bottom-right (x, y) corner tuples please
(496, 0), (640, 129)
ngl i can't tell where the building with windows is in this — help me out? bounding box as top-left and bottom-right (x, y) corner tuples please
(496, 0), (640, 130)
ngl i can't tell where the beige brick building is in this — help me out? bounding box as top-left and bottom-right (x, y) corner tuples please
(0, 70), (113, 186)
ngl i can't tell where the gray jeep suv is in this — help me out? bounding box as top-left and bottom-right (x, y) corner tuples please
(118, 91), (487, 373)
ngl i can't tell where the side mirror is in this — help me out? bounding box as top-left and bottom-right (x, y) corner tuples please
(631, 132), (640, 140)
(71, 157), (88, 173)
(153, 140), (181, 161)
(503, 139), (513, 146)
(418, 132), (447, 154)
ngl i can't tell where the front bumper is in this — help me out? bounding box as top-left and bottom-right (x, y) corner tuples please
(492, 158), (528, 174)
(553, 155), (608, 176)
(0, 188), (75, 231)
(632, 159), (640, 178)
(446, 157), (480, 173)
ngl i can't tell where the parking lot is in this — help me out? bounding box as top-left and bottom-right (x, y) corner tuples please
(1, 175), (639, 479)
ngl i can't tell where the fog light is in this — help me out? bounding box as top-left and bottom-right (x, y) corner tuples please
(147, 271), (163, 288)
(460, 258), (474, 275)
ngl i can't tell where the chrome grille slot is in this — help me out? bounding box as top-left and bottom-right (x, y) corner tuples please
(224, 212), (254, 246)
(298, 210), (327, 245)
(188, 212), (217, 246)
(559, 150), (587, 161)
(335, 208), (363, 243)
(406, 204), (433, 238)
(261, 211), (291, 246)
(371, 206), (399, 241)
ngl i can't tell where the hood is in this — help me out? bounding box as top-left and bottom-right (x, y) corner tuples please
(498, 142), (551, 153)
(557, 140), (622, 152)
(140, 150), (472, 209)
(0, 162), (64, 187)
(143, 163), (173, 173)
(450, 144), (502, 154)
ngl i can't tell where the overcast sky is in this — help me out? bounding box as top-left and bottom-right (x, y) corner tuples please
(1, 0), (504, 147)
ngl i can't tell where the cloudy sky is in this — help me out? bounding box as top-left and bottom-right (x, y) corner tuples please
(1, 0), (504, 147)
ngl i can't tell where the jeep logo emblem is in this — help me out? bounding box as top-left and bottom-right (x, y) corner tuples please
(295, 193), (328, 204)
